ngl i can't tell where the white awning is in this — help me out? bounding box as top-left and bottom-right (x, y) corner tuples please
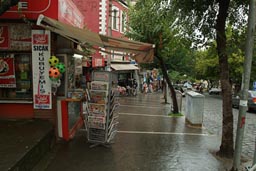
(111, 64), (139, 71)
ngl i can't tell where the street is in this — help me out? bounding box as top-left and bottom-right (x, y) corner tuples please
(201, 94), (256, 160)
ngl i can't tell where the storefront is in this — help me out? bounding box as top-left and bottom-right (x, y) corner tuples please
(110, 63), (139, 87)
(0, 1), (154, 141)
(0, 0), (86, 120)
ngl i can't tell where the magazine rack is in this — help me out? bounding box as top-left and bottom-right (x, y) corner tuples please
(83, 71), (119, 147)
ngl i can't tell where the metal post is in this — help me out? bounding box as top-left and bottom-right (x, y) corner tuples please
(233, 0), (256, 170)
(253, 136), (256, 165)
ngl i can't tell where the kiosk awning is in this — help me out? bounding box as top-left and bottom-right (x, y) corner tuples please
(36, 15), (155, 63)
(111, 64), (139, 71)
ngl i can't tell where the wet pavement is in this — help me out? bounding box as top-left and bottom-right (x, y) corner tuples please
(202, 94), (256, 161)
(40, 92), (236, 171)
(0, 119), (53, 171)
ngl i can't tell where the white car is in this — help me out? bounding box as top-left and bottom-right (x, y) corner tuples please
(209, 88), (221, 95)
(232, 90), (256, 111)
(183, 82), (192, 90)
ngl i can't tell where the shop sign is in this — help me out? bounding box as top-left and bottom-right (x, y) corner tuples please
(32, 30), (52, 109)
(0, 55), (16, 88)
(82, 58), (91, 67)
(58, 0), (84, 28)
(93, 71), (110, 82)
(112, 55), (123, 61)
(0, 24), (31, 51)
(0, 26), (9, 49)
(92, 58), (105, 67)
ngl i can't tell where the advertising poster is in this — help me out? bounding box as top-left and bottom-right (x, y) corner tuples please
(0, 24), (32, 51)
(0, 26), (9, 49)
(0, 55), (16, 88)
(32, 30), (52, 109)
(92, 58), (105, 67)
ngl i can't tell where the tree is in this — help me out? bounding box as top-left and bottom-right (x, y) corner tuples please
(127, 0), (194, 113)
(171, 0), (249, 158)
(0, 0), (20, 15)
(194, 26), (245, 89)
(194, 45), (220, 88)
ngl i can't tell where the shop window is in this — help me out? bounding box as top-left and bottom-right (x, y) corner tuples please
(0, 54), (32, 100)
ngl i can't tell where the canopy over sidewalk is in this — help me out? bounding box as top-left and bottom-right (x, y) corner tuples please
(36, 14), (155, 63)
(110, 64), (139, 71)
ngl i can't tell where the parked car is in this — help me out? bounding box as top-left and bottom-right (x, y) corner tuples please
(232, 90), (256, 111)
(209, 88), (222, 95)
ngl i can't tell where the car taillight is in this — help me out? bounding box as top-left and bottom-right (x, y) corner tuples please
(253, 98), (256, 103)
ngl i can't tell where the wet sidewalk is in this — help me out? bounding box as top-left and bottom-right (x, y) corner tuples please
(0, 119), (54, 171)
(39, 92), (233, 171)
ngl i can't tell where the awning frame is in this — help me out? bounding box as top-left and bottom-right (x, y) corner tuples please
(110, 64), (139, 71)
(36, 14), (155, 63)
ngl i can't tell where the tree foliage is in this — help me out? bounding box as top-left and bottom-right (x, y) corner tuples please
(127, 0), (194, 76)
(170, 0), (248, 48)
(195, 25), (245, 86)
(170, 0), (249, 158)
(127, 0), (195, 113)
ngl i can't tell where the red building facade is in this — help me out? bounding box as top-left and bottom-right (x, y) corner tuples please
(0, 0), (139, 120)
(0, 0), (85, 120)
(74, 0), (130, 62)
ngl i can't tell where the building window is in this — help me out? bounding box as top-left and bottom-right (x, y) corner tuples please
(0, 53), (32, 100)
(112, 7), (119, 31)
(121, 11), (127, 33)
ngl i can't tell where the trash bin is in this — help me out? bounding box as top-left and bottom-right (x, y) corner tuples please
(185, 91), (204, 126)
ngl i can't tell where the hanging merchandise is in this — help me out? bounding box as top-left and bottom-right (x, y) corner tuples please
(49, 67), (61, 79)
(51, 79), (61, 88)
(83, 71), (119, 147)
(55, 62), (66, 73)
(49, 55), (59, 67)
(47, 55), (66, 95)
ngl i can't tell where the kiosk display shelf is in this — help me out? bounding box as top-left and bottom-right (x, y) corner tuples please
(83, 71), (119, 147)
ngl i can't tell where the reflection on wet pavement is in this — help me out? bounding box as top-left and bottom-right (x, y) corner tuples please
(44, 93), (232, 171)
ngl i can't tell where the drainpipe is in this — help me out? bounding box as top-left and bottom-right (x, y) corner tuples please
(107, 0), (112, 71)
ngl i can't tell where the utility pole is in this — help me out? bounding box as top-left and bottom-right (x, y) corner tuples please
(253, 136), (256, 167)
(233, 0), (256, 170)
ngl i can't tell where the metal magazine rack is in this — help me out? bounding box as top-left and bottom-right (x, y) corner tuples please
(83, 71), (119, 147)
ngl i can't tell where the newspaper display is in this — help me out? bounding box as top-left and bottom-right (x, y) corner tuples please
(90, 90), (108, 104)
(88, 103), (106, 116)
(84, 71), (119, 145)
(91, 81), (109, 91)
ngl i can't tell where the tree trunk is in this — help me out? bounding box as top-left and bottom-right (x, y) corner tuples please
(156, 55), (179, 113)
(216, 0), (234, 158)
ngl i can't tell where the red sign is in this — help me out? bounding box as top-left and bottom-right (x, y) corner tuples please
(0, 57), (16, 88)
(32, 34), (49, 44)
(92, 58), (105, 67)
(0, 26), (9, 49)
(34, 94), (50, 104)
(58, 0), (84, 28)
(0, 0), (59, 20)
